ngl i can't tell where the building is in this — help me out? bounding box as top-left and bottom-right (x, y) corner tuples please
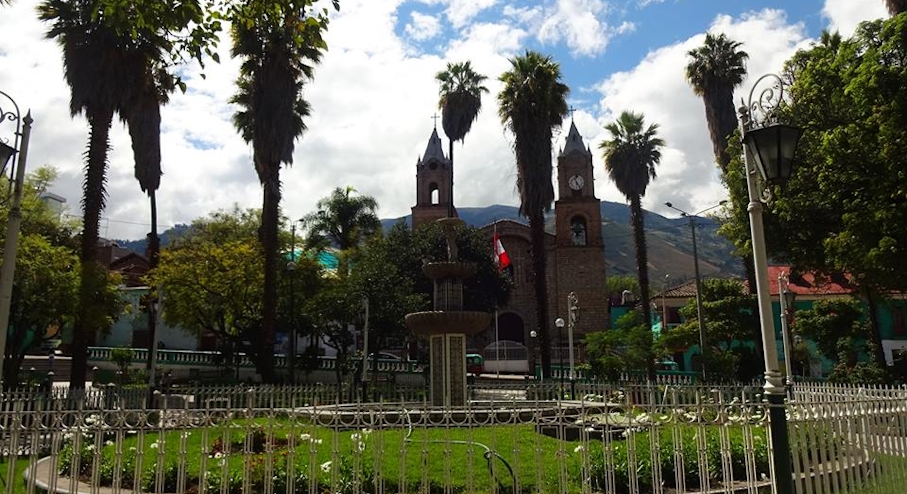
(651, 266), (907, 378)
(410, 122), (610, 362)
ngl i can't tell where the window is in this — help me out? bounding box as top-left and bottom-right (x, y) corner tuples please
(430, 183), (439, 205)
(570, 217), (587, 246)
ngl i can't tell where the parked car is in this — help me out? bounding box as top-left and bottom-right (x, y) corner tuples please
(466, 353), (484, 376)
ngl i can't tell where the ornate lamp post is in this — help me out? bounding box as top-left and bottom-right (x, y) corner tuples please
(739, 73), (803, 494)
(566, 292), (578, 397)
(554, 316), (565, 396)
(665, 200), (727, 379)
(0, 90), (33, 387)
(779, 272), (796, 387)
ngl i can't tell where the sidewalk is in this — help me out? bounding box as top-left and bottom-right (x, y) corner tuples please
(24, 456), (139, 494)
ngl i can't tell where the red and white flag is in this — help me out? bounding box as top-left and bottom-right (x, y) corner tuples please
(493, 232), (512, 273)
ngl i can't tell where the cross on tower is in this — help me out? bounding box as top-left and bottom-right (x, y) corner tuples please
(431, 113), (440, 129)
(568, 106), (577, 121)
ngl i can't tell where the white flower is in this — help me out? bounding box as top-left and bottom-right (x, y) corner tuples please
(361, 428), (373, 436)
(351, 433), (361, 442)
(150, 442), (159, 449)
(320, 461), (332, 473)
(86, 444), (95, 451)
(105, 440), (114, 446)
(129, 447), (137, 452)
(300, 433), (312, 442)
(313, 439), (323, 445)
(357, 441), (366, 452)
(574, 445), (585, 453)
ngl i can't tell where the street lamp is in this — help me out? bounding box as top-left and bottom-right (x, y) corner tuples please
(779, 272), (797, 387)
(0, 90), (33, 387)
(664, 200), (727, 378)
(566, 292), (578, 397)
(555, 316), (565, 396)
(739, 73), (803, 494)
(286, 220), (304, 384)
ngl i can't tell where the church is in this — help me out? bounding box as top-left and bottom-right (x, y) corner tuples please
(410, 122), (610, 363)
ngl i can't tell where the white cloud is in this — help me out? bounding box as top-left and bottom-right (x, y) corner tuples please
(538, 0), (613, 57)
(822, 0), (887, 37)
(405, 12), (443, 41)
(445, 0), (498, 29)
(590, 8), (811, 218)
(0, 0), (870, 243)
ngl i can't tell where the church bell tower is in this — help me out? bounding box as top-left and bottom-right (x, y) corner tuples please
(411, 127), (455, 229)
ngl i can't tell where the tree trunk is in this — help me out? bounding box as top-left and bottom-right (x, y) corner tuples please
(145, 191), (160, 382)
(448, 139), (455, 218)
(528, 210), (551, 378)
(258, 164), (280, 383)
(70, 110), (113, 390)
(629, 195), (656, 381)
(863, 288), (888, 368)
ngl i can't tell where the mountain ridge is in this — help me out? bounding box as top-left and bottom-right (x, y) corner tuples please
(115, 200), (742, 283)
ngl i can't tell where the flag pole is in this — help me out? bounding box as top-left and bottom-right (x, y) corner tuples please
(494, 219), (500, 378)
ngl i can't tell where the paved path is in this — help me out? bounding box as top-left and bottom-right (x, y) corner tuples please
(23, 456), (140, 494)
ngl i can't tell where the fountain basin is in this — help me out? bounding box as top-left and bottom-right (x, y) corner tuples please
(405, 311), (492, 336)
(422, 261), (477, 280)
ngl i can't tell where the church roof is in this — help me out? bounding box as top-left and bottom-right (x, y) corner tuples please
(560, 121), (590, 157)
(420, 127), (450, 165)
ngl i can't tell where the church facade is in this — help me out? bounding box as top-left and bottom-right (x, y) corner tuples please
(411, 123), (610, 360)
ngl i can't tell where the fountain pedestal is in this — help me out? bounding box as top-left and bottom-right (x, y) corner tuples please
(405, 219), (491, 407)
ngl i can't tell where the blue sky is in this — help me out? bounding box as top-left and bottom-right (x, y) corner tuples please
(0, 0), (889, 240)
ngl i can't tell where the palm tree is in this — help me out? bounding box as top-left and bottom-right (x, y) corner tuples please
(301, 186), (381, 277)
(599, 111), (664, 381)
(435, 61), (488, 217)
(122, 60), (175, 388)
(39, 0), (151, 388)
(230, 0), (332, 383)
(497, 51), (569, 378)
(685, 33), (748, 174)
(887, 0), (907, 15)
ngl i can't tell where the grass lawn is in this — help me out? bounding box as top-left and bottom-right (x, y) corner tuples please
(17, 417), (906, 494)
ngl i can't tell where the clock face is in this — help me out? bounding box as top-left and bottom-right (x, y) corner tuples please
(568, 174), (585, 190)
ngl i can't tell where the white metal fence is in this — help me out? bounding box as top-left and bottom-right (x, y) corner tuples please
(0, 382), (904, 493)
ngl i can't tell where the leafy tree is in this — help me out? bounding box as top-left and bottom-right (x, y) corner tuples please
(148, 208), (324, 380)
(584, 311), (652, 381)
(300, 186), (381, 277)
(659, 278), (761, 382)
(606, 275), (640, 301)
(0, 167), (119, 387)
(685, 33), (748, 173)
(229, 0), (338, 382)
(599, 111), (664, 380)
(497, 50), (569, 378)
(722, 15), (907, 367)
(402, 221), (511, 314)
(793, 299), (888, 384)
(347, 232), (425, 393)
(435, 61), (488, 216)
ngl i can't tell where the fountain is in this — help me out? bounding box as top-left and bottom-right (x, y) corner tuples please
(405, 217), (492, 406)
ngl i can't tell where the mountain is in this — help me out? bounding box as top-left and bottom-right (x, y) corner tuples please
(383, 201), (742, 282)
(118, 201), (742, 283)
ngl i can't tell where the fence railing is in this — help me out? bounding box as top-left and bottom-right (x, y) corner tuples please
(0, 382), (905, 493)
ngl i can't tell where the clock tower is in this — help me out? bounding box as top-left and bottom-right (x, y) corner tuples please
(552, 121), (609, 335)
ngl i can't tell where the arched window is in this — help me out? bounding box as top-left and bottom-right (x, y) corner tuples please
(570, 216), (587, 246)
(430, 182), (440, 205)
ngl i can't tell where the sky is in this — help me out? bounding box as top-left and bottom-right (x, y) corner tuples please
(0, 0), (889, 241)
